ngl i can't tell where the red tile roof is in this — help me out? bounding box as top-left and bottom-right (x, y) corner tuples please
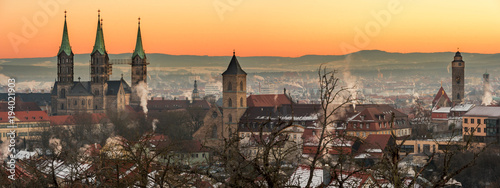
(49, 115), (73, 125)
(356, 134), (393, 158)
(0, 111), (49, 123)
(432, 86), (451, 107)
(247, 94), (292, 107)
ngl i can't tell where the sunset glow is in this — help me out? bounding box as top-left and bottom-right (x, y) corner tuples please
(2, 0), (500, 59)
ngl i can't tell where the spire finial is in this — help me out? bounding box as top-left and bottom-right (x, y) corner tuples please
(138, 17), (141, 25)
(101, 18), (103, 26)
(98, 9), (100, 18)
(64, 10), (67, 18)
(457, 47), (459, 52)
(233, 49), (235, 56)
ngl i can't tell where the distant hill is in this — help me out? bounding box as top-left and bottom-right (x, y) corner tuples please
(0, 50), (498, 83)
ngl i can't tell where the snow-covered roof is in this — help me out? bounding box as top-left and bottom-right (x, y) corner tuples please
(450, 103), (474, 112)
(432, 107), (451, 113)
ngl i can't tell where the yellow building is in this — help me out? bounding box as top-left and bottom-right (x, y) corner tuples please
(0, 111), (50, 142)
(462, 106), (500, 143)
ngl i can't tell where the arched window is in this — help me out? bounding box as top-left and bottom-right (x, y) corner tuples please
(240, 97), (243, 107)
(228, 114), (232, 123)
(228, 98), (232, 107)
(240, 81), (243, 91)
(457, 93), (460, 99)
(82, 100), (85, 105)
(228, 82), (232, 91)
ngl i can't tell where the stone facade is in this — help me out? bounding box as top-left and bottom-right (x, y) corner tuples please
(451, 51), (465, 105)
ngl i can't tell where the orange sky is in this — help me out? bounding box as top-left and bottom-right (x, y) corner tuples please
(2, 0), (500, 59)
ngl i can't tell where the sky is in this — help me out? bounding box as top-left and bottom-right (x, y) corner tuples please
(2, 0), (500, 59)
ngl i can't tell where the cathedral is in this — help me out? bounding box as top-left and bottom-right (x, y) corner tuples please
(51, 11), (148, 115)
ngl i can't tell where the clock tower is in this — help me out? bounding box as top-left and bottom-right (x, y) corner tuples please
(451, 51), (465, 105)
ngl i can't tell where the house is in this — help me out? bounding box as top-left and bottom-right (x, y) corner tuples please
(462, 106), (500, 143)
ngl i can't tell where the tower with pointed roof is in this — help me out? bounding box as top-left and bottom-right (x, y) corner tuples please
(90, 10), (109, 112)
(192, 80), (200, 100)
(131, 17), (148, 105)
(58, 11), (74, 84)
(51, 10), (132, 115)
(52, 11), (75, 115)
(222, 51), (247, 138)
(451, 51), (465, 105)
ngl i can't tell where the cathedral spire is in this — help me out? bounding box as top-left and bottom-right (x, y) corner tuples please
(92, 10), (106, 55)
(58, 10), (72, 56)
(132, 17), (146, 59)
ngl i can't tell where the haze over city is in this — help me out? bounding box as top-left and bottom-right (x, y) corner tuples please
(2, 1), (500, 187)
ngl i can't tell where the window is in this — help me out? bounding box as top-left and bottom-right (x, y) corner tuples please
(464, 127), (469, 132)
(464, 118), (468, 124)
(477, 128), (481, 133)
(240, 97), (243, 107)
(457, 93), (460, 99)
(471, 119), (475, 124)
(228, 98), (232, 107)
(240, 81), (243, 91)
(74, 100), (77, 105)
(82, 100), (85, 105)
(228, 82), (232, 91)
(212, 125), (217, 138)
(228, 114), (232, 123)
(61, 103), (65, 110)
(366, 123), (369, 129)
(212, 111), (218, 118)
(477, 119), (481, 124)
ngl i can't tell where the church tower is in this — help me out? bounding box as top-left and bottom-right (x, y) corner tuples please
(53, 11), (74, 115)
(192, 80), (200, 100)
(131, 17), (148, 105)
(222, 51), (247, 138)
(57, 11), (74, 84)
(451, 51), (465, 105)
(90, 10), (109, 112)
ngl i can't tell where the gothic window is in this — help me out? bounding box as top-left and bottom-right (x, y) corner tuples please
(88, 100), (91, 105)
(228, 98), (232, 107)
(228, 82), (232, 91)
(82, 100), (85, 105)
(240, 97), (243, 107)
(61, 103), (64, 110)
(212, 111), (218, 118)
(457, 93), (460, 100)
(228, 114), (232, 123)
(240, 81), (243, 91)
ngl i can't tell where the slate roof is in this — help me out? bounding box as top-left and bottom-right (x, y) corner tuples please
(51, 80), (131, 97)
(68, 82), (92, 96)
(0, 100), (42, 112)
(222, 53), (246, 75)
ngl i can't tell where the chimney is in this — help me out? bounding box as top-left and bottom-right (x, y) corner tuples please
(323, 164), (331, 186)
